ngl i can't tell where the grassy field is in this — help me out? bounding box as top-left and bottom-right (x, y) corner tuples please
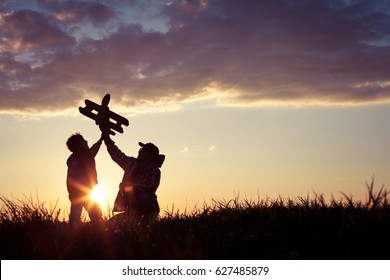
(1, 179), (390, 260)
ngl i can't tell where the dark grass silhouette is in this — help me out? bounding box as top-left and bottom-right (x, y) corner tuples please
(1, 178), (390, 259)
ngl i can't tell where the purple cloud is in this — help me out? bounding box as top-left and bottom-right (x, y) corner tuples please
(1, 0), (390, 114)
(1, 9), (75, 52)
(43, 1), (115, 24)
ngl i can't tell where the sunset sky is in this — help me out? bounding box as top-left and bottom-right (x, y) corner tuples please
(1, 0), (390, 219)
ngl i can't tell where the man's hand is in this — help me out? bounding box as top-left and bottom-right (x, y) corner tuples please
(99, 122), (110, 137)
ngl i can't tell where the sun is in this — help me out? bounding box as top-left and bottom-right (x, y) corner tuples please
(90, 184), (107, 205)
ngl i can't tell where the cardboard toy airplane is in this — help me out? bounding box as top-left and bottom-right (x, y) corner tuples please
(79, 93), (129, 135)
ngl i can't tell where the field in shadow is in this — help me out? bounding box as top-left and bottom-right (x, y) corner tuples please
(1, 179), (390, 259)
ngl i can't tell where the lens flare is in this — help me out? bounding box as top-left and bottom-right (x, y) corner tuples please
(90, 184), (107, 205)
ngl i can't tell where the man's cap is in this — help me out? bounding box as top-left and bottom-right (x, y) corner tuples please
(139, 142), (159, 157)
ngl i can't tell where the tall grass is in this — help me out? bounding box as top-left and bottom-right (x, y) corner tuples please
(0, 194), (62, 223)
(1, 179), (390, 259)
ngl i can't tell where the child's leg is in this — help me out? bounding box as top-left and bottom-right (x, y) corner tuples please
(86, 201), (102, 222)
(69, 200), (83, 223)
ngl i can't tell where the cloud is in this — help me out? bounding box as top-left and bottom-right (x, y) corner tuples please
(180, 144), (215, 153)
(180, 145), (189, 153)
(1, 0), (390, 114)
(208, 145), (216, 152)
(48, 1), (115, 24)
(0, 9), (75, 53)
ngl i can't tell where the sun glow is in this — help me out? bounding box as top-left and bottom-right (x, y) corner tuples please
(90, 184), (107, 205)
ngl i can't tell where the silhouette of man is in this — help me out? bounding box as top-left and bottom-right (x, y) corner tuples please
(103, 134), (164, 223)
(66, 133), (103, 224)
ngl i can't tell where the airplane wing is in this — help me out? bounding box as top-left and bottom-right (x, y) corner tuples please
(79, 100), (100, 120)
(79, 98), (129, 134)
(105, 110), (129, 134)
(108, 110), (129, 126)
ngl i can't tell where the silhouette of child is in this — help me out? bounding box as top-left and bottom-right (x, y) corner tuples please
(66, 133), (103, 224)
